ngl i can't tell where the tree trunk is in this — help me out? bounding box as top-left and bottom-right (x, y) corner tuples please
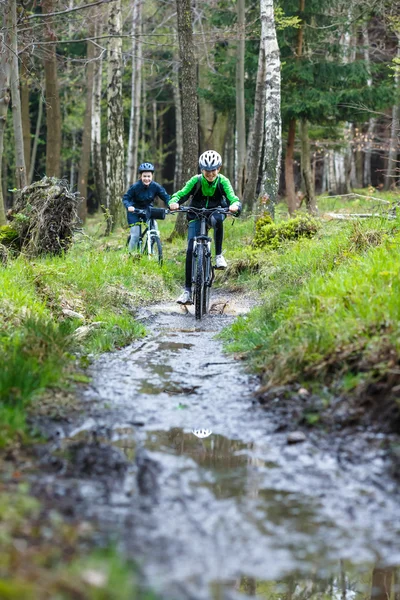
(92, 12), (106, 211)
(77, 28), (96, 223)
(126, 0), (142, 186)
(260, 0), (281, 219)
(236, 0), (246, 198)
(10, 0), (27, 189)
(28, 90), (43, 184)
(70, 130), (76, 189)
(174, 0), (199, 236)
(20, 56), (30, 177)
(0, 0), (11, 225)
(243, 40), (266, 210)
(299, 119), (316, 213)
(363, 26), (374, 187)
(173, 61), (183, 191)
(42, 0), (62, 178)
(285, 119), (297, 214)
(140, 75), (147, 164)
(370, 568), (392, 600)
(284, 0), (304, 215)
(106, 0), (125, 234)
(384, 35), (400, 190)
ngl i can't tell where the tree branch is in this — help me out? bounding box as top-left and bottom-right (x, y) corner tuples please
(28, 0), (113, 19)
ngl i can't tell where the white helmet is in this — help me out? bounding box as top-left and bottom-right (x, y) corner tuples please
(192, 428), (213, 438)
(199, 150), (222, 171)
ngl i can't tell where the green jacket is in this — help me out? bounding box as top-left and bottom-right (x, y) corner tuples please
(169, 174), (240, 209)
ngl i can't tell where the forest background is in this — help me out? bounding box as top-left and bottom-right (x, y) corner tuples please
(0, 0), (399, 227)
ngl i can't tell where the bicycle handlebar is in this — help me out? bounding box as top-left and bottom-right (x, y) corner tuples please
(173, 206), (236, 216)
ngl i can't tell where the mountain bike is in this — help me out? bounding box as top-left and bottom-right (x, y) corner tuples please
(178, 206), (232, 320)
(127, 207), (167, 265)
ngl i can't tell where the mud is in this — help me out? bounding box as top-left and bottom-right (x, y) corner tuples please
(26, 291), (400, 599)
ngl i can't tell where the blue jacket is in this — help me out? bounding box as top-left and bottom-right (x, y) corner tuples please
(122, 181), (170, 225)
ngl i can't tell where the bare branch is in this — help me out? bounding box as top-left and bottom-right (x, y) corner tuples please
(27, 0), (113, 19)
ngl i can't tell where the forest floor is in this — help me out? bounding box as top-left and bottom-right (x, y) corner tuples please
(1, 190), (400, 598)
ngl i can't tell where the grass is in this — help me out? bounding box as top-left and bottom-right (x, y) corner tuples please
(0, 215), (185, 445)
(222, 189), (400, 404)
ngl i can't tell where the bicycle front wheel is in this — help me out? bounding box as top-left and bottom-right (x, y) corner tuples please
(194, 244), (205, 320)
(150, 235), (163, 265)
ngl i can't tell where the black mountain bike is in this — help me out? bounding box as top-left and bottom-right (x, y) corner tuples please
(128, 207), (167, 265)
(178, 206), (232, 320)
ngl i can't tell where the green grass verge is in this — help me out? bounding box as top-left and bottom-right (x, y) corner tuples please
(0, 216), (185, 445)
(222, 194), (400, 403)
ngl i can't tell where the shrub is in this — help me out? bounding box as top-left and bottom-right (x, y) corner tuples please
(253, 214), (320, 250)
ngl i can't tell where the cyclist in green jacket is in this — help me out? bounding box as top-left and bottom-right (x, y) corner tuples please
(169, 150), (241, 305)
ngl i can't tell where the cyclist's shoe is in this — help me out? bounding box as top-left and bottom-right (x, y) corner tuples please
(177, 289), (193, 305)
(215, 254), (227, 269)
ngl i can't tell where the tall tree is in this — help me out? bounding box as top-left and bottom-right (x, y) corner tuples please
(260, 0), (281, 218)
(126, 0), (142, 187)
(173, 61), (183, 191)
(10, 0), (26, 188)
(285, 0), (304, 216)
(174, 0), (199, 236)
(0, 0), (11, 225)
(384, 33), (400, 190)
(77, 22), (96, 223)
(243, 31), (266, 208)
(20, 56), (30, 177)
(28, 90), (43, 184)
(42, 0), (62, 178)
(236, 0), (246, 198)
(91, 9), (106, 210)
(106, 0), (124, 233)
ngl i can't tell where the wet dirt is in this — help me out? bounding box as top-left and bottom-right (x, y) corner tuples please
(29, 291), (400, 599)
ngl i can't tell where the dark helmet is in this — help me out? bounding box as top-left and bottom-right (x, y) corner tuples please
(199, 150), (222, 171)
(138, 162), (155, 173)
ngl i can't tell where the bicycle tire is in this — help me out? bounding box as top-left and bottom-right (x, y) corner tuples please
(150, 235), (163, 265)
(202, 257), (211, 315)
(194, 244), (205, 320)
(140, 231), (149, 256)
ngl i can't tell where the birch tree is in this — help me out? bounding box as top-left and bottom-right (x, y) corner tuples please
(10, 0), (26, 189)
(260, 0), (281, 218)
(0, 0), (11, 225)
(243, 33), (266, 208)
(106, 0), (124, 233)
(92, 11), (106, 210)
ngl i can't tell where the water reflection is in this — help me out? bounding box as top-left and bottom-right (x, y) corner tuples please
(192, 428), (213, 438)
(212, 563), (400, 600)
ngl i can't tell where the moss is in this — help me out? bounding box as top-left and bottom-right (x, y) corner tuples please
(253, 214), (320, 250)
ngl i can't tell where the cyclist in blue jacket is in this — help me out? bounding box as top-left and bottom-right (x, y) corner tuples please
(123, 162), (170, 252)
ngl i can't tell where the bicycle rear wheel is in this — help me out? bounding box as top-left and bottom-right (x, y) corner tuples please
(194, 244), (205, 320)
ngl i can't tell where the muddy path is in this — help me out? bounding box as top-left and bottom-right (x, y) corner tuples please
(32, 291), (400, 599)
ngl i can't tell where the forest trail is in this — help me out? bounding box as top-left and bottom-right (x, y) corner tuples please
(34, 292), (400, 600)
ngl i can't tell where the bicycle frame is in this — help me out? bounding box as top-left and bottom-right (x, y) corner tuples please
(129, 208), (165, 264)
(177, 206), (231, 319)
